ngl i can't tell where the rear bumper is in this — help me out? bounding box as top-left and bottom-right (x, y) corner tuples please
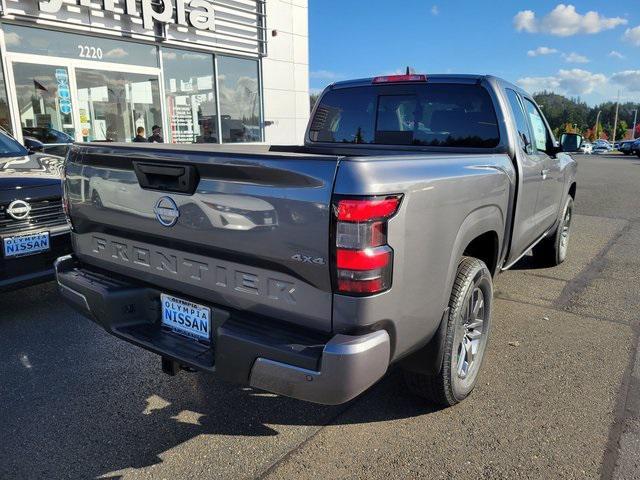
(55, 255), (390, 405)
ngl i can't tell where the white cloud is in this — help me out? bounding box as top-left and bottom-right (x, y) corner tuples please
(514, 4), (627, 36)
(3, 32), (21, 46)
(105, 48), (128, 59)
(624, 26), (640, 46)
(310, 70), (342, 80)
(611, 71), (640, 92)
(563, 52), (589, 63)
(431, 5), (439, 16)
(527, 46), (558, 57)
(514, 10), (537, 32)
(609, 50), (625, 59)
(517, 69), (607, 95)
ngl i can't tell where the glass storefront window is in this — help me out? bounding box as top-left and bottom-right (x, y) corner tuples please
(217, 56), (262, 143)
(0, 59), (12, 134)
(3, 24), (158, 68)
(162, 48), (219, 144)
(12, 63), (76, 139)
(75, 70), (162, 142)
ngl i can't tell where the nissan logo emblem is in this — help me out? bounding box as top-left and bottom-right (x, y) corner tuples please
(6, 200), (31, 220)
(153, 197), (180, 227)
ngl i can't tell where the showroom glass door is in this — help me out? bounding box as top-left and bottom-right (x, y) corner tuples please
(75, 69), (163, 142)
(10, 62), (77, 140)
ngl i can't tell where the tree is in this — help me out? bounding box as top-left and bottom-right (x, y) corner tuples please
(309, 93), (320, 112)
(531, 91), (640, 139)
(615, 120), (628, 142)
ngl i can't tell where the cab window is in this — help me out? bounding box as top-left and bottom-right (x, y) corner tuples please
(523, 98), (551, 153)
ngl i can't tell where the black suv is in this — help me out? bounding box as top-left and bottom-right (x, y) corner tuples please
(0, 130), (71, 290)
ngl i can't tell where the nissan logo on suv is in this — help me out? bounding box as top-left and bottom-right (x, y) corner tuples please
(6, 200), (32, 220)
(153, 197), (180, 227)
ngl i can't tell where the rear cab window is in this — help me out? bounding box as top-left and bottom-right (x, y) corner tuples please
(309, 83), (500, 148)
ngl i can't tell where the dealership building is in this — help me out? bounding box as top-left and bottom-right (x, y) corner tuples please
(0, 0), (309, 146)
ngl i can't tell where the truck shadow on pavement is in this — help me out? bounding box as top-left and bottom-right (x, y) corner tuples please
(0, 282), (437, 480)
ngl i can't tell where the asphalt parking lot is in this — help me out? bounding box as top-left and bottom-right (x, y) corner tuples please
(1, 153), (639, 480)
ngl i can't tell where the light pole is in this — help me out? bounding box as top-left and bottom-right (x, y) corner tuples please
(594, 110), (601, 141)
(632, 110), (638, 140)
(612, 90), (620, 144)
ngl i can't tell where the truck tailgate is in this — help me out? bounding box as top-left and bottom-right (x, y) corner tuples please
(66, 144), (340, 332)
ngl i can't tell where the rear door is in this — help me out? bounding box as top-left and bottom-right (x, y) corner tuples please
(504, 89), (545, 260)
(522, 97), (563, 231)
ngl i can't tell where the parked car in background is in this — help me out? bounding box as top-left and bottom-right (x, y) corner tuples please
(0, 130), (71, 290)
(22, 127), (74, 157)
(631, 139), (640, 157)
(592, 140), (613, 154)
(579, 142), (592, 154)
(57, 74), (579, 407)
(619, 140), (635, 155)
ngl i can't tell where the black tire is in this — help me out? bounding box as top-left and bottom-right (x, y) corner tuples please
(533, 196), (574, 266)
(403, 256), (493, 407)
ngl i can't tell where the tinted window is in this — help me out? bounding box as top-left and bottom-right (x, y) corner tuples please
(310, 83), (500, 147)
(4, 24), (158, 67)
(217, 56), (262, 143)
(506, 89), (533, 154)
(523, 98), (550, 153)
(23, 128), (73, 143)
(162, 48), (219, 144)
(0, 57), (11, 135)
(0, 131), (27, 156)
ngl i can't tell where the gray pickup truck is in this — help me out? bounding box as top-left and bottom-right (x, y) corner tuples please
(56, 74), (580, 407)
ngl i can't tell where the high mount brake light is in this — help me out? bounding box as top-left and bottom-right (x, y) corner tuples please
(333, 195), (402, 295)
(372, 74), (427, 84)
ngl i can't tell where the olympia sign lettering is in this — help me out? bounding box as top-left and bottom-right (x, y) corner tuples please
(38, 0), (216, 32)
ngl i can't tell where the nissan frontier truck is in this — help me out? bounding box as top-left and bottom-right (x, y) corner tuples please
(55, 74), (580, 406)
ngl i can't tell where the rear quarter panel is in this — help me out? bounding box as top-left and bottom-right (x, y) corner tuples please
(332, 153), (515, 360)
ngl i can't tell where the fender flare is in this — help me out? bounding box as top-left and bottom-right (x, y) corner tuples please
(400, 206), (503, 375)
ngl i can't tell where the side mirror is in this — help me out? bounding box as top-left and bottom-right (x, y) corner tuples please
(560, 133), (583, 153)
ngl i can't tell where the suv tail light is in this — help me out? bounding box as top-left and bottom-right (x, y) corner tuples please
(332, 195), (402, 295)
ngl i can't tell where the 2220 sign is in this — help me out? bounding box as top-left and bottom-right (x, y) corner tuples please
(78, 45), (104, 60)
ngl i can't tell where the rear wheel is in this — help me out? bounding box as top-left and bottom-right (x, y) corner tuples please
(403, 256), (493, 407)
(533, 196), (573, 266)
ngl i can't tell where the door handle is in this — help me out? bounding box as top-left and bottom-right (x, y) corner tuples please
(541, 169), (549, 180)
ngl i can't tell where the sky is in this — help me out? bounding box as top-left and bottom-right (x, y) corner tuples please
(308, 1), (640, 105)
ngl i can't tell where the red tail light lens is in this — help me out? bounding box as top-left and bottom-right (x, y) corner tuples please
(333, 195), (402, 295)
(336, 197), (401, 222)
(336, 247), (391, 270)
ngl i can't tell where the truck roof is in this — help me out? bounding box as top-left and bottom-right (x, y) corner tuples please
(328, 74), (527, 97)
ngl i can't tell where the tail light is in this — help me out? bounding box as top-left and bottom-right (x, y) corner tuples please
(332, 195), (402, 295)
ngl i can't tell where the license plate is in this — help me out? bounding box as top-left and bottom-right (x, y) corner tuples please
(160, 294), (211, 343)
(3, 231), (50, 258)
